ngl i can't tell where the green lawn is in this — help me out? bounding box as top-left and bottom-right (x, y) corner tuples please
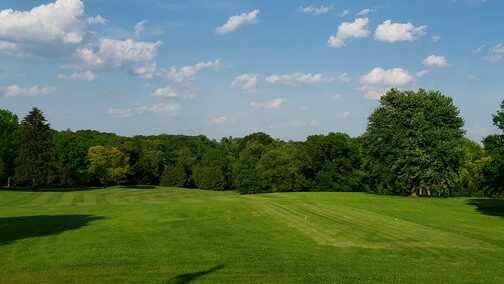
(1, 187), (504, 283)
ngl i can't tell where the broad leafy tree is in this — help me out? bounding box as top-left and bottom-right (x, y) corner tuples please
(482, 99), (504, 196)
(87, 146), (130, 186)
(362, 89), (465, 196)
(193, 148), (231, 190)
(14, 108), (52, 188)
(160, 163), (188, 187)
(0, 109), (18, 186)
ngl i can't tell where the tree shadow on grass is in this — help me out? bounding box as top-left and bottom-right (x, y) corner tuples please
(165, 264), (225, 284)
(0, 215), (105, 245)
(467, 199), (504, 218)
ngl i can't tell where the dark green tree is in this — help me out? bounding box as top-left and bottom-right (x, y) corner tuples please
(14, 108), (52, 188)
(482, 99), (504, 196)
(234, 141), (268, 194)
(362, 89), (465, 196)
(193, 148), (231, 190)
(160, 163), (188, 187)
(0, 109), (18, 186)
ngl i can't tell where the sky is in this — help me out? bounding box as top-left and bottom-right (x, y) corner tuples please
(0, 0), (502, 142)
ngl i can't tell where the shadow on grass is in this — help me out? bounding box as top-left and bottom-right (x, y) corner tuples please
(467, 199), (504, 218)
(0, 187), (103, 192)
(165, 264), (225, 284)
(0, 215), (105, 245)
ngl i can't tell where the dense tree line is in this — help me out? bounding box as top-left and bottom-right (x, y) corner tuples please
(0, 89), (503, 197)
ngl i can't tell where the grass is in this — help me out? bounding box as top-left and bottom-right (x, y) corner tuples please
(1, 187), (504, 283)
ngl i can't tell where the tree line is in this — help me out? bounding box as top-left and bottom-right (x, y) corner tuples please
(0, 89), (503, 197)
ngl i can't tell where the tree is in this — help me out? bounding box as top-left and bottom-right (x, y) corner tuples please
(362, 89), (465, 196)
(305, 133), (363, 192)
(14, 108), (52, 188)
(234, 141), (268, 194)
(193, 148), (231, 190)
(0, 109), (18, 186)
(482, 99), (504, 196)
(87, 146), (129, 186)
(256, 143), (312, 192)
(160, 163), (188, 187)
(457, 139), (489, 196)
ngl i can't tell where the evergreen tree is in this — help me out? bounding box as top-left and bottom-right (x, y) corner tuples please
(14, 108), (52, 188)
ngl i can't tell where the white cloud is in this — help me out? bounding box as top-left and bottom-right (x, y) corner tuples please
(360, 86), (387, 100)
(485, 43), (504, 62)
(77, 38), (161, 69)
(328, 18), (370, 48)
(300, 5), (333, 15)
(338, 9), (350, 17)
(208, 116), (228, 125)
(4, 85), (51, 97)
(163, 60), (221, 82)
(423, 55), (449, 67)
(361, 67), (413, 86)
(0, 0), (85, 52)
(87, 15), (108, 25)
(216, 10), (259, 34)
(356, 9), (372, 17)
(231, 74), (258, 91)
(132, 62), (157, 79)
(336, 72), (352, 83)
(107, 103), (180, 118)
(374, 20), (427, 43)
(250, 98), (285, 109)
(57, 70), (95, 81)
(152, 86), (178, 98)
(266, 73), (325, 85)
(416, 69), (430, 77)
(134, 20), (147, 37)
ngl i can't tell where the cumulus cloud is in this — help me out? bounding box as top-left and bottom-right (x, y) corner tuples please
(360, 67), (413, 99)
(216, 10), (259, 34)
(300, 5), (333, 15)
(374, 20), (427, 43)
(131, 62), (157, 79)
(266, 73), (325, 85)
(3, 85), (51, 97)
(134, 20), (147, 37)
(208, 116), (228, 125)
(416, 69), (430, 78)
(107, 103), (179, 118)
(328, 18), (370, 48)
(163, 60), (221, 82)
(0, 0), (85, 55)
(57, 70), (95, 81)
(361, 67), (413, 86)
(250, 98), (285, 109)
(231, 74), (258, 91)
(87, 15), (107, 25)
(423, 55), (449, 67)
(152, 86), (178, 98)
(77, 38), (161, 69)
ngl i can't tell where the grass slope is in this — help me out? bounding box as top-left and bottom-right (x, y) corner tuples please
(1, 187), (504, 283)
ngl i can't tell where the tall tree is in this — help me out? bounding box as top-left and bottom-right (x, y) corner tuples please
(0, 109), (18, 186)
(14, 108), (52, 188)
(482, 99), (504, 196)
(362, 89), (465, 196)
(87, 146), (130, 186)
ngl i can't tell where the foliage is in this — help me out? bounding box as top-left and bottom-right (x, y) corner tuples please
(457, 139), (489, 196)
(482, 99), (504, 196)
(193, 148), (231, 190)
(160, 163), (188, 187)
(0, 109), (18, 184)
(14, 108), (52, 188)
(87, 146), (130, 186)
(362, 89), (465, 196)
(234, 140), (270, 194)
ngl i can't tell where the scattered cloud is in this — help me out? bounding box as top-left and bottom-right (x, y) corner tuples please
(299, 5), (333, 15)
(266, 73), (328, 85)
(107, 103), (180, 118)
(152, 86), (178, 98)
(374, 20), (427, 43)
(328, 18), (370, 48)
(231, 74), (258, 91)
(423, 55), (449, 67)
(216, 9), (259, 34)
(416, 69), (430, 78)
(77, 38), (161, 69)
(58, 70), (96, 81)
(134, 20), (147, 37)
(163, 60), (221, 82)
(485, 43), (504, 62)
(3, 85), (51, 97)
(338, 9), (350, 17)
(250, 98), (285, 109)
(208, 116), (228, 125)
(132, 62), (157, 79)
(361, 67), (413, 86)
(87, 15), (108, 25)
(356, 8), (372, 17)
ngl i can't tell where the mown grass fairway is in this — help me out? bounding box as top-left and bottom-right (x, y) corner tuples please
(1, 187), (504, 283)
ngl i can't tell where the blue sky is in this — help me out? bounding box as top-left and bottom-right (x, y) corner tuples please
(0, 0), (502, 141)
